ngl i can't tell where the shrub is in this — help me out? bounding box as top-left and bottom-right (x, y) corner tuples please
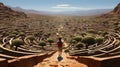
(34, 31), (42, 37)
(76, 42), (84, 50)
(39, 41), (46, 49)
(27, 36), (35, 42)
(12, 39), (24, 50)
(72, 36), (82, 43)
(19, 32), (25, 37)
(47, 39), (54, 46)
(82, 36), (96, 48)
(44, 33), (51, 38)
(95, 37), (104, 45)
(12, 31), (18, 35)
(19, 32), (25, 41)
(87, 34), (94, 37)
(70, 40), (77, 44)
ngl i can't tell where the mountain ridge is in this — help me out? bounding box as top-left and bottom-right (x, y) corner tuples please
(101, 3), (120, 18)
(111, 3), (120, 14)
(0, 2), (27, 21)
(11, 6), (112, 16)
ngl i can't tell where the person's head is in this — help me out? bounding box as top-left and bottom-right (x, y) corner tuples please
(58, 37), (62, 41)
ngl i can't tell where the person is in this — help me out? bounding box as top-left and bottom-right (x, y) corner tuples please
(57, 37), (64, 56)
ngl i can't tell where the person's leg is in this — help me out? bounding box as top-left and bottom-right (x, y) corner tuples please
(58, 48), (60, 55)
(58, 47), (61, 56)
(59, 48), (62, 56)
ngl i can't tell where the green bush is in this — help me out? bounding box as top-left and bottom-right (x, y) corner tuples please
(82, 36), (96, 48)
(47, 39), (54, 46)
(70, 40), (77, 44)
(27, 36), (35, 41)
(12, 39), (24, 50)
(72, 36), (82, 43)
(39, 41), (46, 49)
(19, 32), (25, 36)
(76, 42), (84, 49)
(12, 31), (18, 35)
(34, 31), (42, 37)
(95, 37), (104, 44)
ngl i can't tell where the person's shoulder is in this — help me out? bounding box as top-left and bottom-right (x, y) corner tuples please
(57, 41), (59, 44)
(57, 41), (63, 44)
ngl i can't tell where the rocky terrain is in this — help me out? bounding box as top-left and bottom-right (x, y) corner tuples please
(0, 2), (120, 67)
(112, 3), (120, 14)
(0, 2), (27, 21)
(101, 3), (120, 18)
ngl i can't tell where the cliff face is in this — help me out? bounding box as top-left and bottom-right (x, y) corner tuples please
(0, 2), (27, 20)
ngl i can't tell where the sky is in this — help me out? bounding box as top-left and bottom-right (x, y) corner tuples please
(0, 0), (120, 12)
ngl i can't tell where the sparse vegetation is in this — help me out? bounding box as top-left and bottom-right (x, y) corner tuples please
(72, 36), (82, 43)
(47, 39), (54, 46)
(82, 36), (96, 48)
(19, 32), (25, 37)
(76, 42), (84, 50)
(95, 37), (104, 45)
(27, 35), (35, 43)
(11, 39), (24, 50)
(0, 2), (120, 67)
(12, 31), (18, 35)
(39, 41), (47, 50)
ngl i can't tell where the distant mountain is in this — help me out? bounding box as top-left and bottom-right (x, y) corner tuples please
(0, 2), (27, 20)
(11, 6), (112, 16)
(11, 7), (44, 14)
(56, 9), (112, 16)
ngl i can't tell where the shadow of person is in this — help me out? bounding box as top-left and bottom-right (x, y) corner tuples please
(57, 55), (63, 62)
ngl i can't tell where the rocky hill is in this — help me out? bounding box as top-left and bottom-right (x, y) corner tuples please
(101, 3), (120, 18)
(112, 3), (120, 14)
(0, 2), (27, 21)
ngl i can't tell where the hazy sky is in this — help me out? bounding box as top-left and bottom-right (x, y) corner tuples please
(0, 0), (120, 12)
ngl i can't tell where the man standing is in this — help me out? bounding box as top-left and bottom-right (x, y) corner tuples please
(57, 37), (63, 56)
(57, 37), (64, 61)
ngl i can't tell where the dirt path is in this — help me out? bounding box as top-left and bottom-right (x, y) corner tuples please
(34, 51), (87, 67)
(34, 24), (87, 67)
(34, 42), (87, 67)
